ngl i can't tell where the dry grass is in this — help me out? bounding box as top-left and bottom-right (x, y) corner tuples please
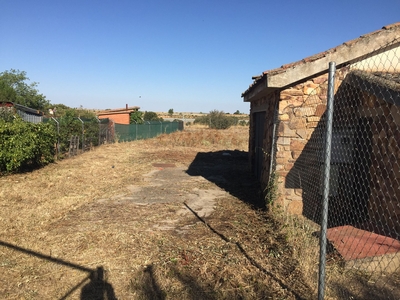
(1, 126), (316, 299)
(272, 207), (400, 300)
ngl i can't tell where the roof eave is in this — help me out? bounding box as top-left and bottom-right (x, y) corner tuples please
(243, 76), (280, 102)
(243, 23), (400, 101)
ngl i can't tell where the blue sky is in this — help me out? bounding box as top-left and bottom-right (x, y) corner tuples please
(1, 1), (399, 113)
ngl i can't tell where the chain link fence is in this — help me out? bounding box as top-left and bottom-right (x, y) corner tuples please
(44, 117), (114, 157)
(277, 38), (400, 299)
(43, 118), (184, 157)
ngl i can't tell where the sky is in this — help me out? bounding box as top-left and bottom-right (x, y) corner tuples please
(1, 1), (399, 114)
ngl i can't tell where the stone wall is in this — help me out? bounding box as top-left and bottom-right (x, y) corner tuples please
(249, 67), (349, 215)
(250, 65), (400, 237)
(277, 73), (331, 213)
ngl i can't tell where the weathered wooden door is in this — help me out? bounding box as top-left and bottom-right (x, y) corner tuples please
(254, 112), (266, 180)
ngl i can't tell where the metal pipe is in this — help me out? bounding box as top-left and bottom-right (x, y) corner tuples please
(132, 120), (137, 140)
(96, 117), (101, 145)
(318, 61), (336, 300)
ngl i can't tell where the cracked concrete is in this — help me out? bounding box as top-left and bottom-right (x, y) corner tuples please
(98, 166), (228, 224)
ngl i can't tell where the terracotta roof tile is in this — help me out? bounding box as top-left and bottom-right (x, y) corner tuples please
(383, 22), (400, 30)
(343, 37), (359, 47)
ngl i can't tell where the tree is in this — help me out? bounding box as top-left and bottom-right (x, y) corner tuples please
(49, 103), (96, 119)
(0, 116), (56, 173)
(130, 110), (144, 124)
(0, 69), (50, 110)
(0, 80), (17, 102)
(143, 111), (163, 122)
(168, 108), (174, 116)
(233, 110), (240, 115)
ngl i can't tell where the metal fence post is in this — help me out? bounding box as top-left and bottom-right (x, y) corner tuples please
(78, 117), (84, 152)
(318, 61), (336, 300)
(132, 120), (137, 140)
(51, 117), (60, 158)
(96, 117), (101, 145)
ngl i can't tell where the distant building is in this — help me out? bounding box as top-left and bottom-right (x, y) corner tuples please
(97, 105), (140, 125)
(0, 101), (44, 123)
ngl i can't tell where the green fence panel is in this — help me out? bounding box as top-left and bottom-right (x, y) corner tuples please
(115, 123), (137, 142)
(115, 121), (183, 142)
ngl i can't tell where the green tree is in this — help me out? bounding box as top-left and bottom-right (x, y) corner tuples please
(0, 116), (56, 173)
(130, 110), (144, 124)
(233, 110), (240, 115)
(49, 103), (96, 119)
(168, 108), (174, 116)
(143, 111), (163, 122)
(57, 109), (85, 153)
(0, 80), (17, 102)
(0, 69), (50, 110)
(0, 107), (15, 122)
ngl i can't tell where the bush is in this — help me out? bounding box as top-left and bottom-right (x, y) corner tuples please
(208, 110), (237, 129)
(130, 111), (144, 124)
(193, 110), (238, 129)
(193, 110), (239, 129)
(0, 108), (15, 122)
(0, 117), (57, 173)
(143, 111), (163, 122)
(193, 115), (210, 125)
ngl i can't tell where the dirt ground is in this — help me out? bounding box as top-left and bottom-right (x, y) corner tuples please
(0, 129), (315, 299)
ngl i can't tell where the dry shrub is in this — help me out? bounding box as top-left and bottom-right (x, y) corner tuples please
(278, 212), (320, 292)
(155, 126), (248, 150)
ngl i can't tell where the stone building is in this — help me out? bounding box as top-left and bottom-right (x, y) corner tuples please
(242, 23), (400, 236)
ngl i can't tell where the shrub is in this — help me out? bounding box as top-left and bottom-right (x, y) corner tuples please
(0, 108), (15, 122)
(208, 110), (236, 129)
(144, 111), (163, 121)
(193, 110), (239, 129)
(193, 114), (210, 125)
(130, 110), (144, 124)
(0, 116), (57, 173)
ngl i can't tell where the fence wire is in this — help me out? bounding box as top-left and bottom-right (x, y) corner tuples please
(278, 38), (400, 299)
(44, 117), (114, 156)
(42, 118), (183, 157)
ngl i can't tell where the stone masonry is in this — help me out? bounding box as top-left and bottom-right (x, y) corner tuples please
(276, 69), (348, 214)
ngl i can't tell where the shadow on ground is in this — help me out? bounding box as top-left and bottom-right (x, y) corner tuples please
(185, 150), (264, 209)
(0, 240), (116, 299)
(130, 263), (277, 300)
